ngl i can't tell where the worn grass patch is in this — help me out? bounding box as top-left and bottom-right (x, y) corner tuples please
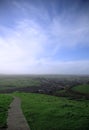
(72, 84), (89, 94)
(16, 93), (89, 130)
(0, 94), (12, 128)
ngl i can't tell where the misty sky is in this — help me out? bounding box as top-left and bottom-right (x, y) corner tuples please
(0, 0), (89, 74)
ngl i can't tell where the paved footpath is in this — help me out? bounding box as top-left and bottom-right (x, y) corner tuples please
(7, 97), (30, 130)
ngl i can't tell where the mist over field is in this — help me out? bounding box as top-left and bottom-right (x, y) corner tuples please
(0, 0), (89, 74)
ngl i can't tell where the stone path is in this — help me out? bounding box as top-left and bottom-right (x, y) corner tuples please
(7, 97), (30, 130)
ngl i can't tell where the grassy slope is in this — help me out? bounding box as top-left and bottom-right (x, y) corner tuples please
(72, 84), (89, 94)
(16, 93), (89, 130)
(0, 94), (12, 128)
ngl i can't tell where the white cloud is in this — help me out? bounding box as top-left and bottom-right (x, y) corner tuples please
(0, 19), (48, 73)
(0, 1), (89, 74)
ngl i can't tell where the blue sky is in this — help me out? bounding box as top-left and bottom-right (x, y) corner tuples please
(0, 0), (89, 74)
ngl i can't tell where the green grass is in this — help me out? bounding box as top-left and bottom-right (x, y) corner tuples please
(72, 84), (89, 94)
(0, 78), (40, 90)
(0, 94), (12, 128)
(16, 93), (89, 130)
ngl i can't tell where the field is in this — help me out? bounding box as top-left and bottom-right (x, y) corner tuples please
(0, 75), (89, 129)
(72, 84), (89, 94)
(0, 75), (40, 91)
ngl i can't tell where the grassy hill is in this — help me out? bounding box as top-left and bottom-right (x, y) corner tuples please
(15, 93), (89, 130)
(0, 92), (89, 129)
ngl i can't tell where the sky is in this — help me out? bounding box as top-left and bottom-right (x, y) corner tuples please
(0, 0), (89, 74)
